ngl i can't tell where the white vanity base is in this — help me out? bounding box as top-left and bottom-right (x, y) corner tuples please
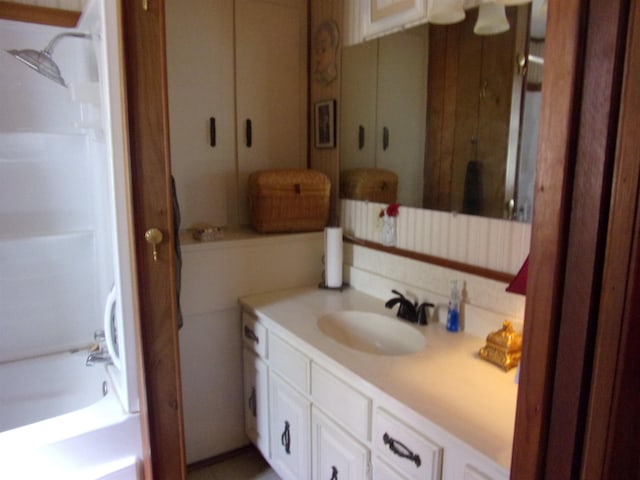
(240, 286), (516, 480)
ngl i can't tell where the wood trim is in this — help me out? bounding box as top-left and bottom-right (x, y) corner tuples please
(309, 0), (343, 225)
(344, 234), (514, 283)
(582, 0), (640, 476)
(121, 0), (186, 478)
(544, 0), (629, 476)
(0, 1), (80, 27)
(510, 0), (586, 477)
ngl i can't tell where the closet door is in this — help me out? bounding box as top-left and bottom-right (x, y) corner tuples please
(375, 25), (428, 207)
(340, 39), (378, 171)
(235, 0), (308, 224)
(165, 0), (236, 226)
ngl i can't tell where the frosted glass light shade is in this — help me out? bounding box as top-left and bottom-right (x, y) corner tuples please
(428, 0), (466, 25)
(474, 3), (510, 35)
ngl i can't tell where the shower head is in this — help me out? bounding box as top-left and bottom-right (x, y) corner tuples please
(6, 31), (91, 88)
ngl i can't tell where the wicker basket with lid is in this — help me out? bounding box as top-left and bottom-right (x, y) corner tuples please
(248, 169), (331, 233)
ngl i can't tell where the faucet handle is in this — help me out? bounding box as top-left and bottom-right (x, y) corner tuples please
(416, 302), (435, 326)
(94, 329), (106, 342)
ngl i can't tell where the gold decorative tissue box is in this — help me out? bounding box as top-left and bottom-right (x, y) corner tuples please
(479, 321), (523, 371)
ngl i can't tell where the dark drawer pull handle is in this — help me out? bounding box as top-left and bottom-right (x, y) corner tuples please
(246, 118), (252, 147)
(383, 432), (421, 467)
(209, 117), (216, 147)
(281, 420), (291, 454)
(330, 465), (338, 480)
(248, 387), (256, 418)
(244, 326), (259, 344)
(358, 125), (365, 150)
(382, 126), (389, 151)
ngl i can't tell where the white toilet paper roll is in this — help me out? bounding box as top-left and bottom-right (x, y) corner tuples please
(324, 227), (343, 288)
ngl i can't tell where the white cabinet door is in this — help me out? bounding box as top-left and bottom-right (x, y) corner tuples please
(340, 39), (378, 171)
(243, 349), (269, 458)
(166, 0), (307, 227)
(340, 25), (428, 208)
(165, 0), (236, 227)
(269, 372), (311, 480)
(312, 407), (370, 480)
(235, 0), (308, 225)
(375, 25), (428, 207)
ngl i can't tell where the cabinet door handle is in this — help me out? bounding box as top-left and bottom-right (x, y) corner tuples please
(244, 326), (259, 344)
(281, 420), (291, 454)
(209, 117), (216, 147)
(330, 465), (338, 480)
(248, 387), (256, 417)
(383, 432), (421, 467)
(358, 125), (365, 150)
(382, 126), (389, 151)
(246, 118), (252, 147)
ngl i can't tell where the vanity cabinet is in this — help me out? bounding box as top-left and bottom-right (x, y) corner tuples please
(241, 312), (371, 480)
(340, 25), (428, 207)
(241, 298), (510, 480)
(166, 0), (307, 227)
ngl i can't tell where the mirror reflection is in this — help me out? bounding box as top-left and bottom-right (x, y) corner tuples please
(339, 4), (545, 223)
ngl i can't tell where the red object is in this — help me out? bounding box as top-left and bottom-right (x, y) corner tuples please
(383, 203), (400, 217)
(506, 255), (528, 295)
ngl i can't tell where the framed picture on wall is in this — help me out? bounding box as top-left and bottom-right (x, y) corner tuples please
(314, 99), (336, 149)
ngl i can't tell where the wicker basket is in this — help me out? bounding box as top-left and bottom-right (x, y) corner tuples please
(340, 168), (398, 204)
(248, 169), (331, 233)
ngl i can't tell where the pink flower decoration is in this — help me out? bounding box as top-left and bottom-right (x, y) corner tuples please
(380, 203), (400, 218)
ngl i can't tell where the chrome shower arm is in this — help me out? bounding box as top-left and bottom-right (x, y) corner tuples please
(43, 32), (92, 56)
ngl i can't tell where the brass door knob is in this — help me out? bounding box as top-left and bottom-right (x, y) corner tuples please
(145, 228), (163, 262)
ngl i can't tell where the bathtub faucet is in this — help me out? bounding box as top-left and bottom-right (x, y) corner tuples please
(86, 329), (112, 366)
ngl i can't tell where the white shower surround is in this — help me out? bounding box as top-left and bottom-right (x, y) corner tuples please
(0, 1), (144, 476)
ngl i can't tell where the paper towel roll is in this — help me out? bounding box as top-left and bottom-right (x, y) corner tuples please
(324, 227), (343, 288)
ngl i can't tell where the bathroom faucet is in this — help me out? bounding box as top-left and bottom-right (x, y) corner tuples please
(385, 290), (434, 325)
(86, 329), (112, 366)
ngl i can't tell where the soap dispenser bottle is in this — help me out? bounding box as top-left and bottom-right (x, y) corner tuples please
(446, 280), (460, 332)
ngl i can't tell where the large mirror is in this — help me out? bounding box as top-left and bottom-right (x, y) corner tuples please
(339, 3), (546, 223)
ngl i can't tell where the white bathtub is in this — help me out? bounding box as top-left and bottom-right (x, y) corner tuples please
(0, 350), (142, 479)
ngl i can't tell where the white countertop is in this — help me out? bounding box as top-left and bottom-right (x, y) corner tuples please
(239, 286), (518, 471)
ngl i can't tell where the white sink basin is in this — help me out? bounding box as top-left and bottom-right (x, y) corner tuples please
(317, 311), (426, 356)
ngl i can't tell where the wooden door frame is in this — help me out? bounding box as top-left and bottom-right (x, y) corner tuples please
(512, 0), (636, 478)
(581, 0), (640, 477)
(120, 1), (186, 478)
(0, 2), (186, 478)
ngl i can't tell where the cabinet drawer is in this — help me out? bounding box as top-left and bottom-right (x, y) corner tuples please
(270, 333), (310, 393)
(242, 311), (267, 358)
(374, 409), (443, 480)
(311, 363), (371, 441)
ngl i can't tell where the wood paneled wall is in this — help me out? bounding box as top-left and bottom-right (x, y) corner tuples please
(426, 9), (518, 218)
(309, 0), (343, 225)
